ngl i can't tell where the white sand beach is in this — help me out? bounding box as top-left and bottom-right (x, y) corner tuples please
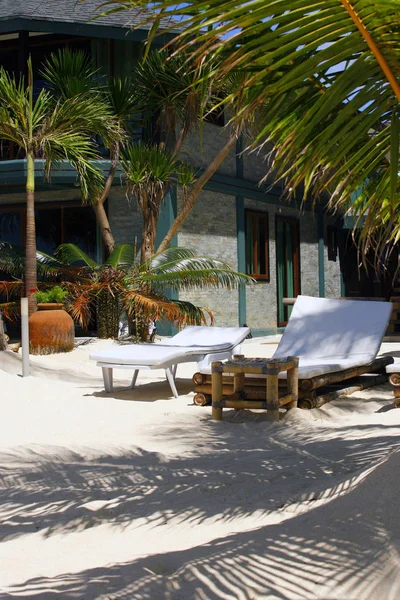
(1, 337), (400, 599)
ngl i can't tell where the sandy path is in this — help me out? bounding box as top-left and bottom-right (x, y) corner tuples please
(0, 338), (400, 599)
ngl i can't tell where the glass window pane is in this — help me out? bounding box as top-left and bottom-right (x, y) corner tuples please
(35, 208), (62, 255)
(63, 206), (97, 259)
(245, 212), (254, 274)
(258, 217), (266, 275)
(0, 211), (21, 245)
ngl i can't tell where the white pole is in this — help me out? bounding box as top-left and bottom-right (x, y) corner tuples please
(21, 297), (30, 377)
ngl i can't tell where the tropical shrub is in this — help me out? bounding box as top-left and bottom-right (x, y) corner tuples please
(35, 286), (68, 304)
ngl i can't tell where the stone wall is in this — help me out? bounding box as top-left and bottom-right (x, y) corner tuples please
(176, 188), (239, 326)
(175, 190), (342, 332)
(108, 188), (143, 249)
(179, 122), (237, 177)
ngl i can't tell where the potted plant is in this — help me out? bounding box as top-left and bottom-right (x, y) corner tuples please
(29, 286), (74, 354)
(35, 285), (68, 310)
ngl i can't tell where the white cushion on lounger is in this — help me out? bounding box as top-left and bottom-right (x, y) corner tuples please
(91, 342), (232, 367)
(160, 326), (249, 347)
(90, 325), (250, 397)
(273, 295), (392, 379)
(287, 357), (375, 380)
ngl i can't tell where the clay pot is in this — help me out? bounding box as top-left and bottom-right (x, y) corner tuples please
(29, 304), (74, 355)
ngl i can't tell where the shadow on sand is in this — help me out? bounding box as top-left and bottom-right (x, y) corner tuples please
(1, 411), (400, 599)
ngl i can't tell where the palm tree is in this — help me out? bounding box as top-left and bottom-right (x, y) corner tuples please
(42, 47), (244, 262)
(99, 1), (400, 257)
(41, 49), (138, 254)
(0, 240), (252, 339)
(0, 58), (120, 314)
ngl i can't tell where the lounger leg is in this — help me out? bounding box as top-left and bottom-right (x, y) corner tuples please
(172, 364), (178, 377)
(165, 367), (178, 398)
(130, 370), (139, 390)
(102, 367), (113, 393)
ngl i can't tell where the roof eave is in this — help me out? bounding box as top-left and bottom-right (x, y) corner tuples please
(0, 16), (178, 43)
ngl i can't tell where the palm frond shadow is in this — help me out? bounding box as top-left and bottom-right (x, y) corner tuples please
(1, 419), (400, 598)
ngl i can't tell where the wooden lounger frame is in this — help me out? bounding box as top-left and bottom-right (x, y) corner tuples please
(193, 356), (393, 409)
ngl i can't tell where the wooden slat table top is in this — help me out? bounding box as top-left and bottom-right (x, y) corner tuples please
(214, 356), (299, 375)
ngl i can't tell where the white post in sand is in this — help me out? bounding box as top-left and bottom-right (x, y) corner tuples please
(21, 297), (30, 377)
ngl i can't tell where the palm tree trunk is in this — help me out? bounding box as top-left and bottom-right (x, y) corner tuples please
(156, 133), (237, 254)
(92, 145), (119, 255)
(93, 202), (115, 255)
(141, 210), (158, 263)
(25, 152), (37, 316)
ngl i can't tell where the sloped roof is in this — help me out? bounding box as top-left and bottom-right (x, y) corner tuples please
(0, 0), (177, 33)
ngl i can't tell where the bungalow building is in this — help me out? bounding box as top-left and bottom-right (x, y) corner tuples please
(0, 0), (385, 336)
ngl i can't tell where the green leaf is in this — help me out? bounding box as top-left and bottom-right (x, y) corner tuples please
(105, 244), (136, 268)
(55, 243), (98, 267)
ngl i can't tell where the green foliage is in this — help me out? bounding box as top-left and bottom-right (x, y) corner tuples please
(133, 50), (219, 144)
(59, 244), (252, 339)
(40, 49), (100, 99)
(121, 142), (178, 188)
(0, 242), (66, 280)
(101, 0), (400, 257)
(35, 286), (68, 304)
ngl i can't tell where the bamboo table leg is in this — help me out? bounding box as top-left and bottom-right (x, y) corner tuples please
(286, 356), (299, 410)
(266, 369), (280, 422)
(212, 361), (223, 421)
(233, 369), (245, 411)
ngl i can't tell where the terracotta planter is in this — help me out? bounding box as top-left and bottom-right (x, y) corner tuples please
(29, 304), (74, 355)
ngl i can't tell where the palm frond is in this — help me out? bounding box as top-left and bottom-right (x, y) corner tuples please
(122, 287), (214, 326)
(0, 279), (24, 300)
(105, 244), (136, 268)
(41, 48), (100, 99)
(0, 242), (65, 279)
(106, 76), (138, 123)
(102, 0), (400, 254)
(138, 247), (254, 291)
(55, 243), (98, 267)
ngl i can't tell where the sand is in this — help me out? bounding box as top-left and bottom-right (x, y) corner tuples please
(1, 337), (400, 599)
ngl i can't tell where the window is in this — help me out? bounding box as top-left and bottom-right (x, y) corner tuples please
(0, 202), (98, 258)
(276, 216), (300, 326)
(245, 210), (269, 279)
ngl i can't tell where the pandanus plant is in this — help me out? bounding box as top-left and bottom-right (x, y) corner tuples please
(121, 142), (196, 263)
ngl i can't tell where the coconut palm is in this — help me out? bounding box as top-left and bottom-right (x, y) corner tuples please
(0, 58), (120, 314)
(55, 243), (253, 339)
(99, 0), (400, 257)
(41, 49), (138, 254)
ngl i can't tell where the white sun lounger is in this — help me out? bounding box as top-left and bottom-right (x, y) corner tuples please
(90, 325), (250, 397)
(192, 296), (393, 407)
(273, 295), (393, 380)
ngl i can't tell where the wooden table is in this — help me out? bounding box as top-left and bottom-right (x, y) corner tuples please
(211, 355), (299, 422)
